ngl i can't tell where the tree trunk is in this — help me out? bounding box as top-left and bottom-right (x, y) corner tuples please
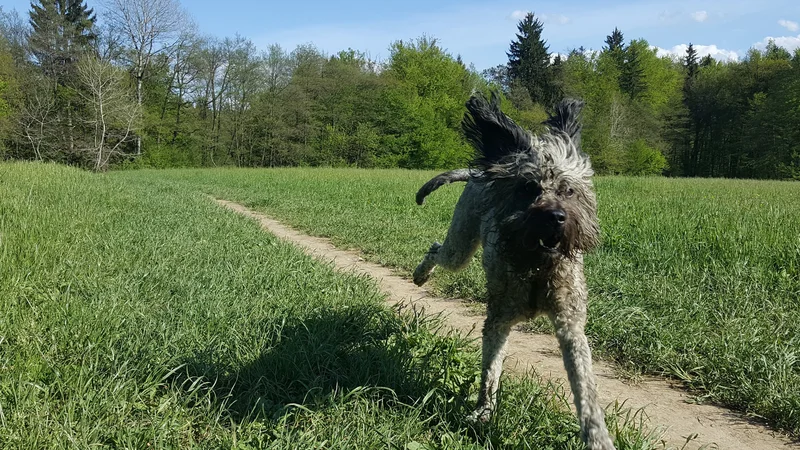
(158, 68), (177, 146)
(66, 100), (75, 156)
(136, 76), (143, 155)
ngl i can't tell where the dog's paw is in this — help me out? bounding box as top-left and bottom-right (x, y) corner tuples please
(465, 407), (493, 425)
(412, 264), (434, 286)
(412, 243), (441, 286)
(585, 429), (616, 450)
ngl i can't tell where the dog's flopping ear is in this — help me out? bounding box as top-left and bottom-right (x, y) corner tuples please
(462, 91), (531, 169)
(545, 98), (585, 149)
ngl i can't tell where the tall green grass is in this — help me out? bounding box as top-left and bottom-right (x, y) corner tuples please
(120, 167), (800, 436)
(0, 163), (657, 448)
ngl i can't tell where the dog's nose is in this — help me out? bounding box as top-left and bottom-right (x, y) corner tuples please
(550, 209), (566, 224)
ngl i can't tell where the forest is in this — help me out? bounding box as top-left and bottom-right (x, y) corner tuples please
(0, 1), (799, 179)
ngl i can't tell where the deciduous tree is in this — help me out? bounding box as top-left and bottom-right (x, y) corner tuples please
(76, 55), (140, 171)
(102, 0), (186, 155)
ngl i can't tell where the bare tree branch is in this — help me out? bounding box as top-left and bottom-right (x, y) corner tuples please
(17, 81), (56, 161)
(101, 0), (188, 155)
(76, 56), (141, 171)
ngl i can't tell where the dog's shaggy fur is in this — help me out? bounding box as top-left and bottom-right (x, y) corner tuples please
(413, 93), (614, 449)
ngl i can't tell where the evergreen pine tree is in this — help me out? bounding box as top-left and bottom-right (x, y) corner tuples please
(549, 53), (564, 103)
(682, 43), (700, 176)
(28, 0), (96, 156)
(620, 43), (645, 99)
(603, 27), (625, 70)
(603, 28), (624, 52)
(764, 40), (791, 60)
(568, 47), (587, 59)
(684, 43), (699, 80)
(506, 12), (554, 106)
(29, 0), (96, 82)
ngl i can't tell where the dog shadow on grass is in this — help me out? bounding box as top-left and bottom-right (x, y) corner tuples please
(176, 302), (480, 424)
(169, 303), (603, 448)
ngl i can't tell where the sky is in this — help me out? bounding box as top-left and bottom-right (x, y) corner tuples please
(3, 0), (800, 70)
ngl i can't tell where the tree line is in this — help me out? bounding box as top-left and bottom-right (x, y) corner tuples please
(0, 3), (798, 178)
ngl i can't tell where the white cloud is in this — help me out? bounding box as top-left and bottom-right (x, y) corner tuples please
(508, 11), (569, 25)
(754, 35), (800, 53)
(778, 19), (799, 32)
(691, 11), (709, 22)
(509, 10), (528, 21)
(657, 10), (682, 24)
(654, 44), (739, 62)
(541, 14), (570, 25)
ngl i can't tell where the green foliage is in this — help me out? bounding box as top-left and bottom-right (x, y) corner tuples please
(624, 139), (667, 175)
(311, 121), (385, 168)
(503, 98), (548, 134)
(380, 36), (477, 169)
(559, 38), (681, 176)
(620, 41), (645, 99)
(0, 37), (19, 152)
(633, 41), (683, 115)
(350, 122), (382, 167)
(130, 35), (485, 170)
(603, 28), (626, 87)
(313, 124), (349, 166)
(0, 4), (799, 178)
(778, 151), (800, 180)
(128, 142), (201, 169)
(679, 45), (800, 178)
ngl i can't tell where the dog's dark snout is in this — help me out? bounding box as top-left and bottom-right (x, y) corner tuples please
(550, 209), (566, 224)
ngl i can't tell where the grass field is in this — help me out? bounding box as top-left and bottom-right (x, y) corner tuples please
(0, 162), (659, 448)
(113, 167), (800, 436)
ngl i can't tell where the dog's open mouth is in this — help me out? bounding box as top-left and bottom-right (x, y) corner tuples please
(521, 232), (563, 253)
(538, 236), (562, 252)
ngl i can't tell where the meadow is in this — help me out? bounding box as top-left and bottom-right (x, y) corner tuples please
(0, 162), (659, 449)
(114, 167), (800, 436)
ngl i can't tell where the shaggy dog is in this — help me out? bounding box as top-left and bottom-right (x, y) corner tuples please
(413, 93), (614, 449)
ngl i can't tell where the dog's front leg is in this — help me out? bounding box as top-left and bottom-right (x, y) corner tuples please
(467, 309), (514, 423)
(551, 306), (615, 450)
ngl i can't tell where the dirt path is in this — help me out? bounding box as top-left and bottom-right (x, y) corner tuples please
(215, 198), (795, 450)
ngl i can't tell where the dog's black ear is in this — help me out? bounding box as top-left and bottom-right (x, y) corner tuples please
(545, 98), (584, 149)
(462, 91), (531, 169)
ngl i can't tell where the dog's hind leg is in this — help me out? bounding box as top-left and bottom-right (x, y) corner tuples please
(413, 184), (482, 286)
(550, 291), (616, 450)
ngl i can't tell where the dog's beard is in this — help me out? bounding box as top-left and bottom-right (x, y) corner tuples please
(497, 212), (565, 274)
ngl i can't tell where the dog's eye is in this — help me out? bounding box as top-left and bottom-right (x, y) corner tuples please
(565, 188), (575, 198)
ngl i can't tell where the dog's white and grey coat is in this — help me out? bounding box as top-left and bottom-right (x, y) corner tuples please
(413, 93), (614, 449)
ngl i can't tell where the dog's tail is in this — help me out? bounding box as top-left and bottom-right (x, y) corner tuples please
(415, 169), (475, 205)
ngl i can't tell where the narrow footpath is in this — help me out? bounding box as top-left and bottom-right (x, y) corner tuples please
(215, 198), (796, 450)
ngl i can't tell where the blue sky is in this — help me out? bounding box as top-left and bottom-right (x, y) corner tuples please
(4, 0), (800, 69)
